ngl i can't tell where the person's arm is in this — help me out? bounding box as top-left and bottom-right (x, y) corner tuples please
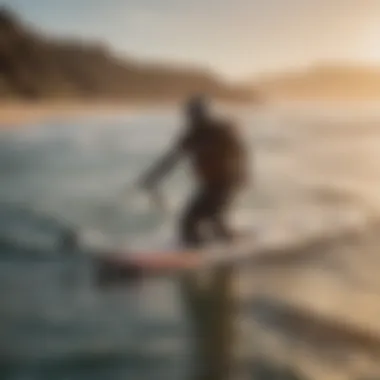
(138, 136), (187, 190)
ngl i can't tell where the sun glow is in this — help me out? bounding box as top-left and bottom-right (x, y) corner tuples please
(362, 23), (380, 63)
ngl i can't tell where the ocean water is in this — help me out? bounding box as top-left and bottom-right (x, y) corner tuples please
(2, 103), (380, 379)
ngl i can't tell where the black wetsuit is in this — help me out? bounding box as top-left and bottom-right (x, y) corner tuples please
(179, 118), (247, 247)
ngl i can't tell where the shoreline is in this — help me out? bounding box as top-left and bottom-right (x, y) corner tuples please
(0, 100), (178, 128)
(0, 98), (257, 129)
(3, 97), (379, 129)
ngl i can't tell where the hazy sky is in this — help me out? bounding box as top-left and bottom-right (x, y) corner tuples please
(2, 0), (380, 80)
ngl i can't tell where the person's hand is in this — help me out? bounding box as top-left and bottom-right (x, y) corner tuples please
(137, 175), (156, 192)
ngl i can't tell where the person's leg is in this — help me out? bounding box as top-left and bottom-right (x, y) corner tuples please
(179, 188), (210, 248)
(207, 185), (237, 243)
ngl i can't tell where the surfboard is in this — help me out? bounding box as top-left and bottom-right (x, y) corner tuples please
(92, 223), (358, 287)
(93, 232), (258, 286)
(94, 249), (199, 286)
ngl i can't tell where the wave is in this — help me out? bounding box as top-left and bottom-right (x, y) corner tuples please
(0, 202), (81, 258)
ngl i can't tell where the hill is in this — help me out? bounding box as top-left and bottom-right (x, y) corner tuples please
(0, 7), (254, 102)
(254, 64), (380, 100)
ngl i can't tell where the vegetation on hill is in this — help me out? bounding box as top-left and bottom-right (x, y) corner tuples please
(0, 7), (254, 102)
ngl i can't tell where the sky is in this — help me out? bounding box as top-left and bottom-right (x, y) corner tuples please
(2, 0), (380, 81)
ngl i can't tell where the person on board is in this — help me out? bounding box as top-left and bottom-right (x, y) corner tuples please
(139, 95), (249, 247)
